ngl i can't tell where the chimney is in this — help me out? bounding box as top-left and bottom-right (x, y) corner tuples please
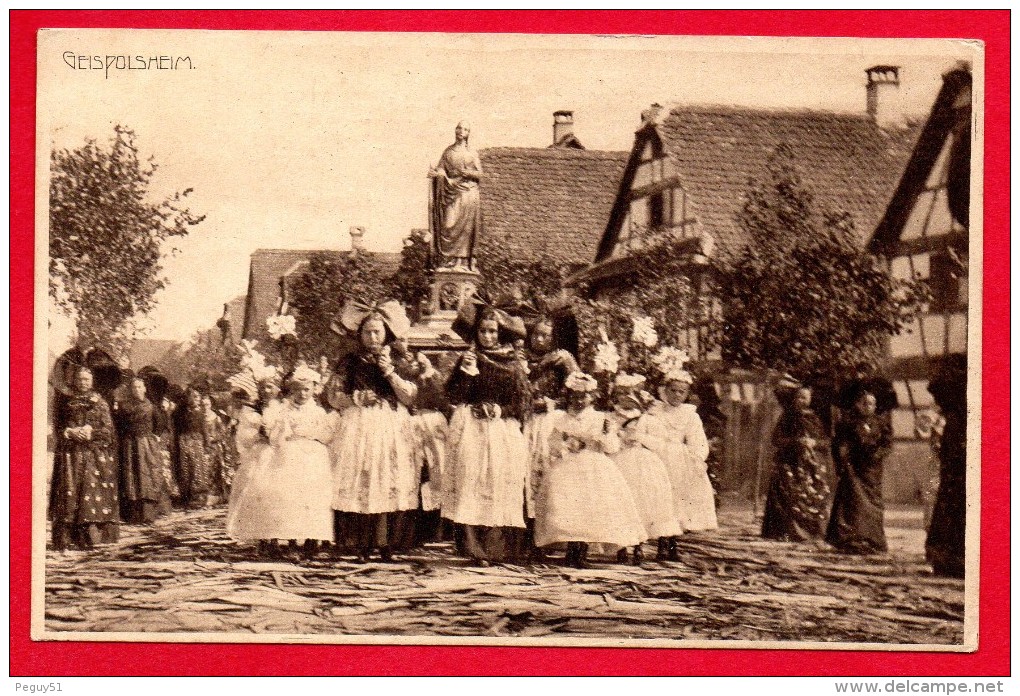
(553, 110), (574, 145)
(866, 65), (903, 128)
(349, 225), (365, 252)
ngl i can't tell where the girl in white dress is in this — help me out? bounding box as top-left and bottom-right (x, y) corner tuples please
(535, 372), (645, 568)
(654, 367), (718, 561)
(609, 374), (682, 565)
(238, 364), (336, 559)
(224, 370), (284, 557)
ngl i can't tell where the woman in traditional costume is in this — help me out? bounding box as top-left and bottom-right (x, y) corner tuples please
(116, 377), (172, 524)
(48, 367), (120, 550)
(224, 368), (284, 556)
(535, 372), (645, 568)
(653, 367), (718, 559)
(522, 314), (578, 557)
(330, 300), (421, 562)
(443, 298), (532, 565)
(925, 356), (967, 578)
(175, 386), (215, 509)
(609, 374), (682, 565)
(825, 385), (892, 554)
(760, 380), (832, 542)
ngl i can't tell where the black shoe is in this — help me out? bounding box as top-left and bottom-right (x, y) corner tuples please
(667, 537), (680, 562)
(631, 545), (644, 566)
(379, 546), (394, 563)
(656, 537), (668, 561)
(616, 548), (629, 564)
(573, 543), (591, 569)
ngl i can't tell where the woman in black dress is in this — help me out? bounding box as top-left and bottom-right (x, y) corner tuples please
(49, 367), (120, 550)
(925, 356), (967, 578)
(761, 383), (831, 541)
(825, 386), (892, 554)
(116, 377), (172, 524)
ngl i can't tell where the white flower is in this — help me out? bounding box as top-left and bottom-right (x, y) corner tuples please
(266, 313), (297, 340)
(593, 341), (620, 374)
(631, 316), (659, 348)
(652, 346), (690, 375)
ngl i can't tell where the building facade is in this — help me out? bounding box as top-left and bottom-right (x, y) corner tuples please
(867, 66), (972, 496)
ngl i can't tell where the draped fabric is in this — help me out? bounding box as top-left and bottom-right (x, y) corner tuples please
(654, 403), (718, 532)
(432, 143), (482, 261)
(761, 408), (832, 541)
(535, 407), (645, 549)
(610, 413), (683, 541)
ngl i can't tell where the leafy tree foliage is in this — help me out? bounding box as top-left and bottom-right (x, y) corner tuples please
(49, 126), (204, 353)
(716, 144), (929, 383)
(386, 229), (433, 321)
(156, 329), (241, 393)
(474, 238), (569, 304)
(287, 251), (390, 362)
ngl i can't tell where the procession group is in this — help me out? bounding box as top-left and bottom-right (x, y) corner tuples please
(48, 294), (966, 577)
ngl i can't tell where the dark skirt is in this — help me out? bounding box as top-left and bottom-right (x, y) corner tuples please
(925, 421), (966, 578)
(52, 521), (119, 551)
(119, 434), (172, 523)
(825, 456), (887, 554)
(177, 433), (214, 508)
(334, 510), (419, 552)
(452, 523), (528, 563)
(761, 450), (831, 542)
(49, 444), (121, 551)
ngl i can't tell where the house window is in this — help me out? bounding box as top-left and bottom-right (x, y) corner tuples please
(648, 191), (665, 228)
(928, 248), (967, 311)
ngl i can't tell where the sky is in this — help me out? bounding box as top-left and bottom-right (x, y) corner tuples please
(37, 30), (977, 349)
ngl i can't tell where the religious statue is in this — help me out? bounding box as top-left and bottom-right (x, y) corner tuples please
(429, 121), (482, 270)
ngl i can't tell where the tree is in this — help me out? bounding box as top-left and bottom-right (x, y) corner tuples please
(474, 239), (570, 305)
(716, 144), (929, 383)
(287, 251), (390, 362)
(49, 126), (204, 354)
(386, 229), (432, 322)
(156, 329), (241, 393)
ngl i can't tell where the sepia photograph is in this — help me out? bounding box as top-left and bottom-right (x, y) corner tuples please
(31, 26), (982, 652)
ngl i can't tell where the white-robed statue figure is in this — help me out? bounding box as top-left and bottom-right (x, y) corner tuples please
(429, 120), (482, 270)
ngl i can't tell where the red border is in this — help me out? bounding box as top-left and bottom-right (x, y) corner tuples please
(10, 10), (1009, 676)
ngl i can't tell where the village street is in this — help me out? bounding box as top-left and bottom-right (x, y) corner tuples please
(44, 501), (964, 645)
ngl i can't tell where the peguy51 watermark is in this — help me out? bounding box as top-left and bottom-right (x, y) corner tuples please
(14, 685), (64, 694)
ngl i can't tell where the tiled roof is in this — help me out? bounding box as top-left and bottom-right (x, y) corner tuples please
(479, 147), (629, 265)
(597, 106), (921, 261)
(242, 249), (401, 342)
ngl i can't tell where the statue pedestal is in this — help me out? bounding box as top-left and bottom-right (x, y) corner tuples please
(405, 266), (481, 352)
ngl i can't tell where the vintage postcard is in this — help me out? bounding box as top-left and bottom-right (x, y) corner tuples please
(31, 27), (983, 652)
